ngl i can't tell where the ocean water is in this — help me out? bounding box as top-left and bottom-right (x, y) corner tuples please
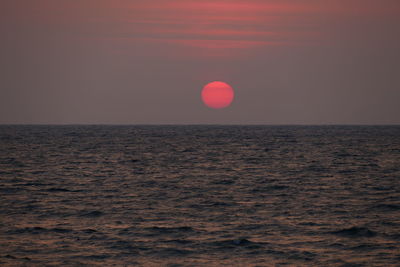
(0, 125), (399, 266)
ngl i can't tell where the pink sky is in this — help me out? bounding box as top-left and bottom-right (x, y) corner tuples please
(1, 0), (399, 124)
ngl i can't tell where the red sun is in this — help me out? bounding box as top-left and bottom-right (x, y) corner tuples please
(201, 81), (234, 109)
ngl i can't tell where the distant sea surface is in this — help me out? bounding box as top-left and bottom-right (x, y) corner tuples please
(0, 125), (399, 266)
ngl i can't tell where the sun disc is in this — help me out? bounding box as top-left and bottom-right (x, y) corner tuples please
(201, 81), (234, 109)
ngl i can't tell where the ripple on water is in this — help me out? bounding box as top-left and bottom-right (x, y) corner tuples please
(0, 125), (399, 266)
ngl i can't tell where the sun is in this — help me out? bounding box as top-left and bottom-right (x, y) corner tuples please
(201, 81), (234, 109)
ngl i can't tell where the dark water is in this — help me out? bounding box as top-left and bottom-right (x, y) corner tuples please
(0, 125), (399, 266)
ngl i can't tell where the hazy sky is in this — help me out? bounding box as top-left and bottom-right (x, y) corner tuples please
(1, 0), (399, 124)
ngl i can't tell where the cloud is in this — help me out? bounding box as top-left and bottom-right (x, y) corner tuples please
(2, 0), (399, 54)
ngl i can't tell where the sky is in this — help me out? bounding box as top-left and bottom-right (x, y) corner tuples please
(1, 0), (399, 124)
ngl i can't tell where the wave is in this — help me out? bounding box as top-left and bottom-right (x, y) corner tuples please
(210, 238), (265, 249)
(79, 210), (104, 217)
(7, 227), (72, 235)
(372, 203), (400, 211)
(331, 227), (377, 237)
(145, 226), (195, 234)
(147, 248), (193, 257)
(46, 187), (71, 192)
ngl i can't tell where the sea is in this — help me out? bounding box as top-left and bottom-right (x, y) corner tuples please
(0, 125), (399, 266)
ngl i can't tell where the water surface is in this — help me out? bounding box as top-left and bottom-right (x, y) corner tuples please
(0, 125), (399, 266)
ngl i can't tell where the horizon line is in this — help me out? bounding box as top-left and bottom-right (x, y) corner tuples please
(0, 123), (399, 127)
